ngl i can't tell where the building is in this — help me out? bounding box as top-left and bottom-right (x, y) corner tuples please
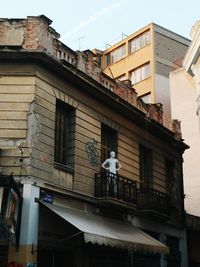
(170, 20), (200, 266)
(0, 15), (188, 267)
(95, 23), (190, 127)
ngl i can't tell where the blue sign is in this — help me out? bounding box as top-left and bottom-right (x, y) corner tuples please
(43, 194), (53, 203)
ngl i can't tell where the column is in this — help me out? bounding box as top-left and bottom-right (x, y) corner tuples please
(179, 230), (188, 267)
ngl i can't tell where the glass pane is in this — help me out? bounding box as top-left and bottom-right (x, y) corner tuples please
(145, 31), (150, 45)
(110, 45), (126, 64)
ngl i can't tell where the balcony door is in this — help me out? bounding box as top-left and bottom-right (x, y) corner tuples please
(139, 144), (153, 188)
(101, 124), (118, 163)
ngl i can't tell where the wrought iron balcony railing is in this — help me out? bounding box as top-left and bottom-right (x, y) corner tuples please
(95, 172), (169, 216)
(95, 172), (137, 204)
(137, 188), (169, 215)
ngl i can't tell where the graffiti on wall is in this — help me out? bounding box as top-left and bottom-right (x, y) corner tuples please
(85, 138), (100, 166)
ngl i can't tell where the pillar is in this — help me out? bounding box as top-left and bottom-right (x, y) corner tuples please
(180, 229), (188, 267)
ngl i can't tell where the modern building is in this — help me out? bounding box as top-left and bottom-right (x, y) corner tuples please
(95, 23), (190, 127)
(170, 20), (200, 266)
(0, 16), (188, 267)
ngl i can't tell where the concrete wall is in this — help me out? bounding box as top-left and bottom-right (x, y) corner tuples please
(154, 74), (171, 127)
(154, 31), (189, 76)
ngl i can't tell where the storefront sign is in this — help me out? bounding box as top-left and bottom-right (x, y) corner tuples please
(5, 188), (19, 235)
(0, 175), (22, 247)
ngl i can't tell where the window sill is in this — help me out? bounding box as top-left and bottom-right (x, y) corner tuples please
(54, 162), (74, 174)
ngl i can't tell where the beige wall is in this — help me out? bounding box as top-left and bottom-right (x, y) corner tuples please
(0, 71), (35, 176)
(101, 24), (154, 98)
(170, 68), (200, 216)
(0, 63), (183, 197)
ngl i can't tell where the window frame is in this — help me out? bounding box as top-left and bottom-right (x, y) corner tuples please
(106, 44), (126, 65)
(129, 30), (151, 54)
(129, 62), (150, 85)
(101, 124), (118, 164)
(54, 99), (75, 172)
(139, 144), (153, 188)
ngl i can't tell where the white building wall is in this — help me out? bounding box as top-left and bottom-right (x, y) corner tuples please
(170, 68), (200, 216)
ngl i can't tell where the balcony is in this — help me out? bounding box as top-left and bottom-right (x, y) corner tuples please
(137, 188), (169, 218)
(95, 172), (137, 205)
(95, 172), (169, 218)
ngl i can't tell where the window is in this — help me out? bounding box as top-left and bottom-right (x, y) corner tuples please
(107, 44), (126, 65)
(54, 99), (75, 170)
(130, 63), (150, 84)
(101, 124), (118, 163)
(139, 145), (153, 188)
(129, 30), (150, 54)
(140, 93), (151, 104)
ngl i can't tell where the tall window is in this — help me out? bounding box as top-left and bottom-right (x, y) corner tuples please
(54, 99), (75, 170)
(139, 144), (153, 188)
(130, 63), (150, 84)
(101, 124), (118, 163)
(165, 159), (175, 193)
(107, 44), (126, 65)
(129, 30), (150, 54)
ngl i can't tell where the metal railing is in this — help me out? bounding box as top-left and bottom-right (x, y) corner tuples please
(95, 172), (169, 215)
(137, 188), (169, 215)
(95, 172), (137, 204)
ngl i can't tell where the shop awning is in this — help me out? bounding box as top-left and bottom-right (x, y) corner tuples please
(40, 202), (169, 254)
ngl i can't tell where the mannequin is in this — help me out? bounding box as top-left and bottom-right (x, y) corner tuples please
(101, 151), (121, 196)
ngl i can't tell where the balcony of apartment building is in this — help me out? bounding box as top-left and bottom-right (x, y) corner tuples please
(95, 171), (169, 220)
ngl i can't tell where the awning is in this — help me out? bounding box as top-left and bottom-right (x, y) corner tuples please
(40, 202), (169, 254)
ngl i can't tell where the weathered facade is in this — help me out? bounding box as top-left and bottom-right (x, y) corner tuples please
(0, 16), (188, 267)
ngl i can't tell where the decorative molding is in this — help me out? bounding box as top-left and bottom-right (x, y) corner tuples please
(97, 114), (120, 131)
(53, 88), (79, 108)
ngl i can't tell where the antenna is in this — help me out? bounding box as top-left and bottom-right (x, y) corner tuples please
(122, 32), (128, 40)
(106, 43), (112, 49)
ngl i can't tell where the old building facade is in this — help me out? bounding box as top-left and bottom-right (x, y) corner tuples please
(0, 16), (188, 267)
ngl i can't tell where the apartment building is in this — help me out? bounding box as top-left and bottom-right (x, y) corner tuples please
(170, 20), (200, 266)
(96, 23), (190, 126)
(0, 16), (188, 267)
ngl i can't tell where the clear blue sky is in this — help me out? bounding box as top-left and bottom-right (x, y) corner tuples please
(1, 0), (200, 51)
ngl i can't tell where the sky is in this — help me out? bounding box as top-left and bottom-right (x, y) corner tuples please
(1, 0), (200, 51)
